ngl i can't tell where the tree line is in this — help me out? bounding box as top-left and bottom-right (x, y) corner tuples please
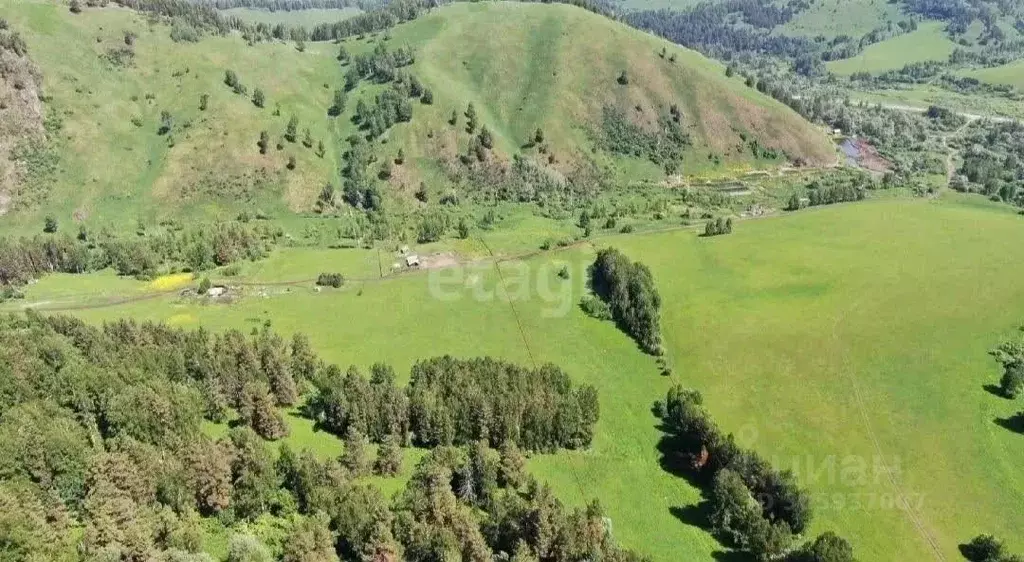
(307, 355), (600, 452)
(0, 312), (623, 560)
(193, 0), (364, 11)
(0, 221), (279, 285)
(656, 385), (855, 562)
(590, 248), (663, 355)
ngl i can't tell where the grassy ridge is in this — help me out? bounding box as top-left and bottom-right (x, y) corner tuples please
(387, 2), (835, 178)
(26, 196), (1024, 562)
(0, 0), (834, 235)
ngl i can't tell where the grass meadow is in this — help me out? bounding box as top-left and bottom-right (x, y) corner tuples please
(12, 196), (1022, 562)
(965, 59), (1024, 90)
(826, 22), (957, 75)
(781, 0), (900, 39)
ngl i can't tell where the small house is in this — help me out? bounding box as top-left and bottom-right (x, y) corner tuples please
(405, 255), (421, 267)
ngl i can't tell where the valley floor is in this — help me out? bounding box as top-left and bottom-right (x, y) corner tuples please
(8, 193), (1023, 561)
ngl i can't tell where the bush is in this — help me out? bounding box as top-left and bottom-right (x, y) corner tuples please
(198, 277), (211, 295)
(1000, 365), (1024, 399)
(316, 273), (344, 288)
(579, 295), (612, 321)
(43, 215), (58, 233)
(961, 535), (1005, 562)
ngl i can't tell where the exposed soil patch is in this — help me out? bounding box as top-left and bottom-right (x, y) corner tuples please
(840, 138), (891, 174)
(418, 251), (459, 270)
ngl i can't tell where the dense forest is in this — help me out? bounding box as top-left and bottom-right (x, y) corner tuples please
(0, 312), (617, 560)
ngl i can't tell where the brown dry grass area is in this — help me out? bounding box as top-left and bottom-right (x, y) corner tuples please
(0, 40), (43, 212)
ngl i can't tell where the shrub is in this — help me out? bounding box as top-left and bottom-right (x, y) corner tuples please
(1000, 365), (1024, 399)
(198, 277), (211, 295)
(579, 295), (612, 321)
(316, 273), (344, 288)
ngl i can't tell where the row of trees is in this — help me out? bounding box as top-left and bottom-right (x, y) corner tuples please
(0, 222), (278, 285)
(308, 356), (601, 452)
(703, 216), (733, 237)
(590, 248), (663, 355)
(657, 385), (853, 561)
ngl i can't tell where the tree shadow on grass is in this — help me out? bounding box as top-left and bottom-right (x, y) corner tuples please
(982, 383), (1008, 398)
(669, 502), (711, 529)
(656, 421), (746, 560)
(994, 413), (1024, 434)
(711, 549), (754, 562)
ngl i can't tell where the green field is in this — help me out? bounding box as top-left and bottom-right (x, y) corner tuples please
(827, 22), (957, 75)
(220, 7), (361, 26)
(965, 59), (1024, 90)
(849, 85), (1024, 119)
(18, 196), (1023, 562)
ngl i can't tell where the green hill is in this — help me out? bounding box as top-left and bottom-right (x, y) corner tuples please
(0, 0), (834, 234)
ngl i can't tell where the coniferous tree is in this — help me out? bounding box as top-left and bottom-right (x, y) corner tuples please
(252, 88), (265, 108)
(341, 427), (369, 475)
(328, 88), (346, 117)
(478, 126), (493, 149)
(285, 116), (298, 143)
(199, 93), (209, 111)
(257, 131), (269, 155)
(465, 102), (477, 133)
(373, 435), (402, 476)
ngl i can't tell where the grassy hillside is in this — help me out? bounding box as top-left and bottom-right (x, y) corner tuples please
(826, 21), (957, 75)
(965, 59), (1024, 90)
(386, 2), (835, 175)
(0, 0), (349, 233)
(780, 0), (900, 39)
(16, 195), (1024, 561)
(0, 0), (834, 235)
